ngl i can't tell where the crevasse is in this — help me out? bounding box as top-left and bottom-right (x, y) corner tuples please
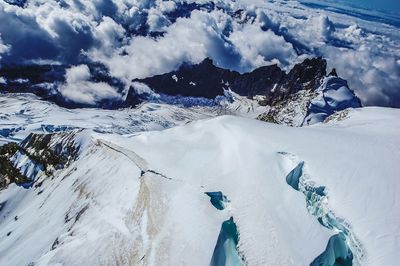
(285, 161), (364, 265)
(205, 192), (245, 266)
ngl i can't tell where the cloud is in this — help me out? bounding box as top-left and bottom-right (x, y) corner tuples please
(90, 10), (237, 81)
(91, 9), (298, 83)
(59, 64), (121, 105)
(298, 15), (336, 44)
(0, 0), (399, 107)
(325, 47), (400, 107)
(0, 34), (10, 63)
(0, 0), (135, 64)
(229, 23), (297, 69)
(91, 16), (125, 57)
(146, 4), (173, 32)
(247, 3), (400, 107)
(0, 3), (60, 64)
(301, 16), (400, 107)
(0, 35), (9, 53)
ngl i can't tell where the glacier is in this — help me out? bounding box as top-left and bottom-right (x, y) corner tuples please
(0, 104), (398, 265)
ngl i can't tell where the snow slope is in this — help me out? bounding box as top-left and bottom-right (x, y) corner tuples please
(0, 93), (268, 145)
(0, 106), (399, 265)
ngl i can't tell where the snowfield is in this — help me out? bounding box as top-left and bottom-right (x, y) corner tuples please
(0, 93), (268, 145)
(0, 106), (399, 265)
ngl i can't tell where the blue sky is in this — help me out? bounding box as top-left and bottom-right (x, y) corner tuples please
(331, 0), (400, 13)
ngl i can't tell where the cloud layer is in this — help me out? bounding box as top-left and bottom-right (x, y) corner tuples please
(0, 0), (399, 107)
(59, 64), (121, 105)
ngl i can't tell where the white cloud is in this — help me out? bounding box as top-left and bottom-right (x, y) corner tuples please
(0, 34), (10, 63)
(92, 16), (125, 56)
(59, 64), (121, 105)
(245, 2), (400, 107)
(131, 82), (159, 96)
(158, 1), (176, 13)
(229, 24), (296, 69)
(0, 0), (399, 107)
(301, 15), (336, 43)
(92, 9), (298, 83)
(147, 7), (171, 32)
(91, 10), (234, 81)
(325, 47), (400, 106)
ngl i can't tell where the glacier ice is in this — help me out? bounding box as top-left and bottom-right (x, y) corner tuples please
(205, 192), (244, 266)
(311, 233), (353, 266)
(285, 161), (304, 190)
(303, 77), (361, 125)
(210, 217), (244, 266)
(0, 106), (399, 265)
(205, 191), (229, 210)
(284, 160), (364, 265)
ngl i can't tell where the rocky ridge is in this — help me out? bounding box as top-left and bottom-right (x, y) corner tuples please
(0, 130), (81, 190)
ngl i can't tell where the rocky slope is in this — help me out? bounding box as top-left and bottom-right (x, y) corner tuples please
(0, 131), (80, 190)
(0, 57), (357, 112)
(258, 75), (361, 126)
(132, 57), (361, 126)
(131, 57), (327, 104)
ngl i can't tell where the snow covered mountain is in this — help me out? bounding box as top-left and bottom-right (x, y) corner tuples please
(0, 0), (399, 265)
(0, 107), (399, 265)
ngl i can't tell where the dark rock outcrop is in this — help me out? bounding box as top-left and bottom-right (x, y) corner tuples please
(130, 57), (328, 105)
(132, 58), (239, 99)
(0, 142), (31, 188)
(0, 64), (65, 99)
(0, 130), (80, 190)
(0, 57), (350, 112)
(20, 131), (80, 174)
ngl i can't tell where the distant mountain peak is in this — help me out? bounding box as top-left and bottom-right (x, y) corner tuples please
(131, 57), (329, 104)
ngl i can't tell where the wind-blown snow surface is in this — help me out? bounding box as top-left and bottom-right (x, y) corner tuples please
(0, 92), (268, 144)
(0, 107), (399, 265)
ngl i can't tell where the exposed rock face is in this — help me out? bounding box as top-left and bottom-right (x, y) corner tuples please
(19, 130), (80, 174)
(132, 58), (239, 99)
(0, 142), (30, 188)
(259, 76), (361, 126)
(258, 90), (318, 127)
(0, 57), (358, 121)
(131, 57), (327, 105)
(0, 130), (81, 190)
(269, 58), (326, 104)
(0, 64), (65, 99)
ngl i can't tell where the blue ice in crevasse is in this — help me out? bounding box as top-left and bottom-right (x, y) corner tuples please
(284, 161), (363, 265)
(205, 192), (245, 266)
(205, 191), (229, 210)
(286, 161), (304, 190)
(40, 125), (76, 133)
(210, 217), (244, 266)
(0, 127), (23, 138)
(311, 233), (353, 266)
